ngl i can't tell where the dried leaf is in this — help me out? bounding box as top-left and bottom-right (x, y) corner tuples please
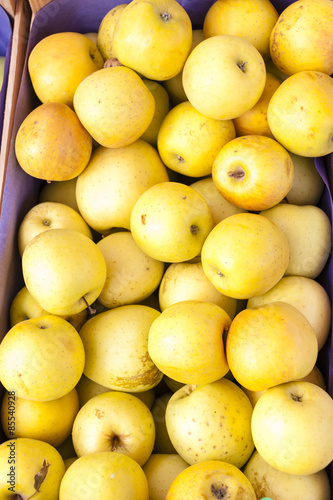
(33, 460), (50, 492)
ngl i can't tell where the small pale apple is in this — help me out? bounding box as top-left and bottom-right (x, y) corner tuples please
(0, 438), (66, 500)
(285, 153), (325, 205)
(151, 392), (177, 454)
(22, 228), (107, 316)
(148, 300), (231, 385)
(166, 460), (256, 500)
(190, 177), (247, 226)
(38, 177), (79, 212)
(73, 66), (155, 149)
(96, 4), (128, 60)
(157, 100), (236, 178)
(130, 181), (214, 263)
(212, 134), (294, 211)
(260, 203), (332, 279)
(76, 140), (169, 233)
(244, 449), (331, 500)
(72, 391), (155, 466)
(165, 378), (254, 468)
(59, 451), (149, 500)
(203, 0), (279, 61)
(267, 70), (333, 157)
(0, 315), (85, 401)
(182, 35), (266, 120)
(226, 301), (318, 392)
(140, 79), (170, 147)
(143, 454), (189, 500)
(251, 381), (333, 475)
(1, 388), (79, 447)
(28, 31), (104, 107)
(15, 102), (93, 182)
(233, 72), (282, 137)
(270, 0), (333, 76)
(0, 56), (5, 91)
(247, 275), (332, 350)
(97, 231), (164, 309)
(201, 212), (290, 299)
(18, 201), (92, 257)
(79, 304), (163, 392)
(112, 0), (192, 81)
(158, 260), (237, 318)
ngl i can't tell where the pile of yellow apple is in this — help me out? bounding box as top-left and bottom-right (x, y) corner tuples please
(0, 0), (333, 498)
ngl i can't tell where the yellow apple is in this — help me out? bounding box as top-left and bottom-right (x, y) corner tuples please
(18, 201), (92, 257)
(162, 29), (205, 106)
(285, 153), (325, 205)
(143, 454), (189, 500)
(59, 451), (149, 500)
(267, 70), (333, 157)
(0, 437), (66, 499)
(1, 388), (79, 447)
(182, 35), (266, 120)
(22, 228), (107, 316)
(38, 177), (79, 212)
(148, 300), (231, 385)
(15, 102), (93, 182)
(165, 379), (254, 468)
(270, 0), (333, 76)
(72, 391), (155, 466)
(212, 134), (294, 211)
(166, 460), (256, 500)
(73, 66), (155, 149)
(157, 100), (236, 177)
(75, 373), (155, 409)
(260, 203), (332, 279)
(251, 381), (333, 475)
(204, 0), (278, 61)
(84, 32), (98, 44)
(201, 212), (290, 300)
(97, 231), (164, 309)
(75, 140), (169, 233)
(247, 275), (332, 350)
(9, 285), (88, 332)
(79, 304), (163, 393)
(158, 260), (237, 318)
(151, 392), (177, 454)
(244, 449), (331, 500)
(140, 79), (170, 147)
(56, 435), (76, 461)
(226, 301), (318, 392)
(265, 56), (288, 81)
(0, 315), (85, 401)
(233, 72), (282, 137)
(28, 31), (104, 108)
(96, 4), (128, 61)
(130, 181), (214, 263)
(190, 177), (247, 226)
(112, 0), (192, 81)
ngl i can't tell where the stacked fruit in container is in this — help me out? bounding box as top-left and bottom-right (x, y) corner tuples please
(0, 0), (332, 499)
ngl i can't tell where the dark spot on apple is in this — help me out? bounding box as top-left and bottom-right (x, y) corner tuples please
(211, 483), (229, 499)
(141, 214), (146, 225)
(190, 224), (199, 235)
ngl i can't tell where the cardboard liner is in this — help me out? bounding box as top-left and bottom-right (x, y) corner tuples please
(0, 0), (332, 480)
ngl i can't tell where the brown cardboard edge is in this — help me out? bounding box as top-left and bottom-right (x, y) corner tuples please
(0, 0), (16, 18)
(28, 0), (51, 15)
(0, 0), (31, 209)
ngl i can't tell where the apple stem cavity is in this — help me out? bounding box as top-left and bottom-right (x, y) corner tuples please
(237, 60), (248, 73)
(211, 483), (229, 499)
(291, 393), (302, 402)
(190, 224), (200, 235)
(227, 168), (245, 179)
(111, 435), (121, 451)
(104, 57), (123, 68)
(161, 11), (171, 21)
(42, 219), (51, 226)
(176, 154), (184, 163)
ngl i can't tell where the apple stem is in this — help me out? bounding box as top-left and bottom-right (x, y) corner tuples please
(161, 11), (171, 21)
(82, 296), (96, 315)
(237, 61), (247, 73)
(227, 169), (245, 179)
(290, 393), (302, 402)
(111, 435), (120, 451)
(176, 154), (184, 163)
